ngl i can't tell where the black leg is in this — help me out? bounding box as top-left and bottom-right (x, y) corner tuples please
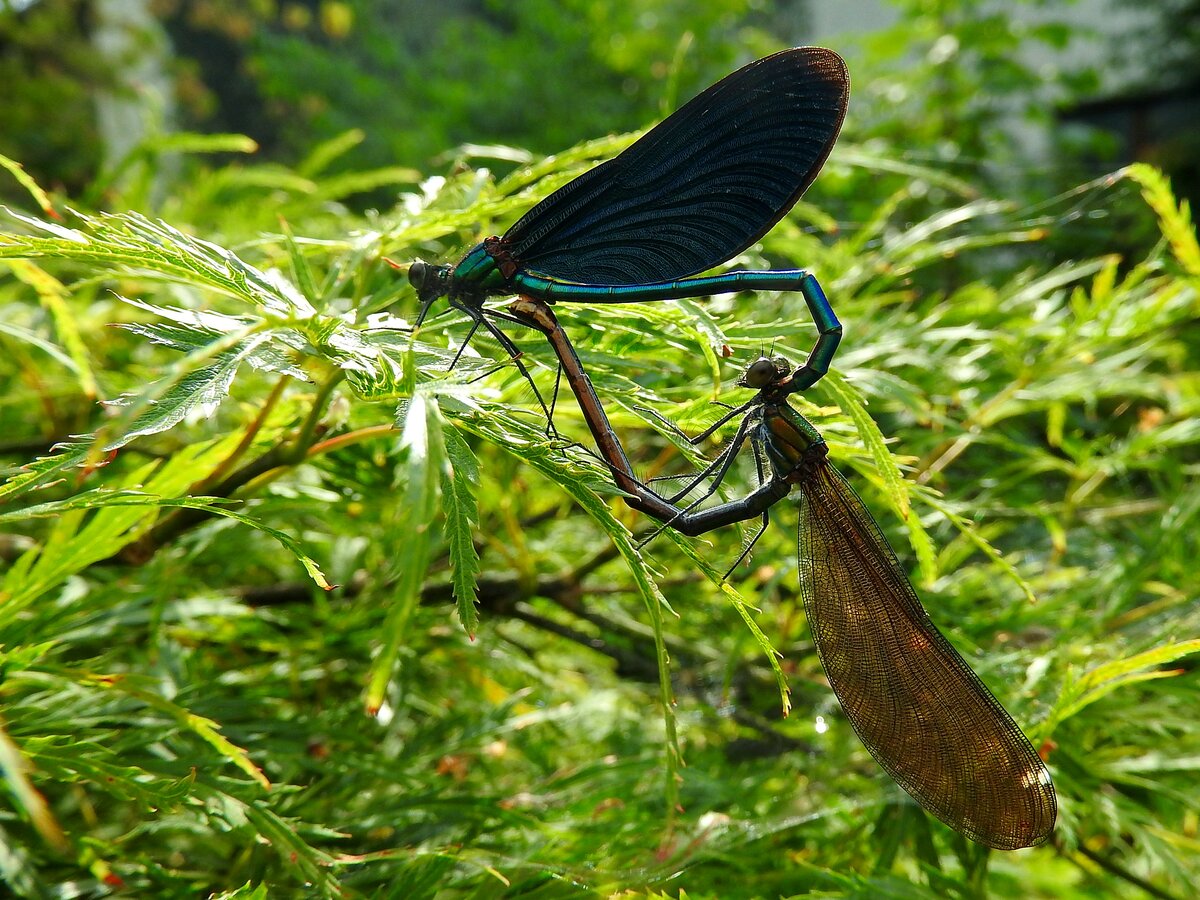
(446, 300), (557, 434)
(721, 439), (773, 577)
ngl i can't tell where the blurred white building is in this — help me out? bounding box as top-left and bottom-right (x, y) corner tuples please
(805, 0), (1197, 179)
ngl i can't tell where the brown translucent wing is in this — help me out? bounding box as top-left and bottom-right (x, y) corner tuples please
(796, 463), (1057, 850)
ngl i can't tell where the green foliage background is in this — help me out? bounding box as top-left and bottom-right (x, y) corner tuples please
(1, 1), (1199, 897)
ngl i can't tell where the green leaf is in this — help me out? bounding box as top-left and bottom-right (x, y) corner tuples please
(312, 167), (422, 203)
(920, 493), (1038, 605)
(0, 715), (69, 852)
(140, 132), (259, 156)
(0, 316), (81, 373)
(454, 410), (685, 818)
(297, 128), (366, 178)
(279, 218), (320, 306)
(821, 369), (910, 521)
(2, 448), (215, 615)
(192, 783), (339, 894)
(836, 147), (979, 197)
(1049, 640), (1200, 727)
(365, 391), (447, 713)
(19, 735), (192, 809)
(209, 884), (271, 900)
(6, 259), (97, 398)
(0, 440), (95, 504)
(0, 152), (56, 214)
(441, 424), (481, 636)
(1126, 163), (1200, 276)
(105, 334), (273, 448)
(4, 488), (330, 591)
(0, 208), (314, 316)
(88, 677), (270, 790)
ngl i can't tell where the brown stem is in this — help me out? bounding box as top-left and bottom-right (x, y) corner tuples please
(1072, 840), (1180, 900)
(112, 374), (346, 566)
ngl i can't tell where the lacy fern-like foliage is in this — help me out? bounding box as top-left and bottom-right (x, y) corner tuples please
(1, 124), (1198, 899)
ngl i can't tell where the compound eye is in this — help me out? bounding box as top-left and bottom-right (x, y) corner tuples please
(741, 357), (779, 389)
(408, 260), (427, 289)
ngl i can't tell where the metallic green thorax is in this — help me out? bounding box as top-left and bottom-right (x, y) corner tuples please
(451, 243), (509, 292)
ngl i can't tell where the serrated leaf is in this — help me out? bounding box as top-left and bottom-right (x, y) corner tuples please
(88, 677), (270, 790)
(118, 299), (307, 377)
(7, 259), (97, 397)
(1050, 640), (1200, 726)
(1126, 163), (1200, 276)
(618, 489), (790, 718)
(821, 369), (910, 522)
(241, 802), (340, 889)
(189, 783), (340, 893)
(920, 493), (1038, 604)
(0, 152), (57, 215)
(209, 884), (271, 900)
(279, 218), (319, 305)
(1, 433), (331, 620)
(0, 489), (330, 591)
(905, 510), (939, 588)
(0, 208), (313, 316)
(675, 297), (729, 351)
(2, 451), (210, 614)
(104, 331), (273, 448)
(120, 296), (257, 332)
(0, 440), (95, 504)
(0, 716), (69, 852)
(365, 392), (447, 713)
(717, 560), (790, 715)
(21, 736), (193, 809)
(441, 424), (481, 636)
(452, 411), (685, 812)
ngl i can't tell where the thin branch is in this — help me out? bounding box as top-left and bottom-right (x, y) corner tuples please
(1072, 840), (1182, 900)
(193, 374), (292, 495)
(229, 545), (809, 757)
(111, 374), (345, 566)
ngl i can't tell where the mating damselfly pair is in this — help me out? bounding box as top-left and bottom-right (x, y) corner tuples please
(407, 47), (1056, 851)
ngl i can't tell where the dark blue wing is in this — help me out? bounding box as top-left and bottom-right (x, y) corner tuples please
(501, 47), (849, 285)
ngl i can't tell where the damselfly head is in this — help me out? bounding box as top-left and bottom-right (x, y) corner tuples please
(409, 260), (453, 325)
(739, 355), (791, 390)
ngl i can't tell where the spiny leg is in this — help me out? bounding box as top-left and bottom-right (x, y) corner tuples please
(548, 361), (564, 438)
(486, 305), (573, 436)
(445, 300), (556, 433)
(721, 439), (773, 577)
(634, 399), (755, 446)
(658, 413), (757, 505)
(655, 404), (768, 505)
(632, 399), (759, 500)
(457, 348), (561, 433)
(444, 310), (483, 372)
(636, 416), (755, 548)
